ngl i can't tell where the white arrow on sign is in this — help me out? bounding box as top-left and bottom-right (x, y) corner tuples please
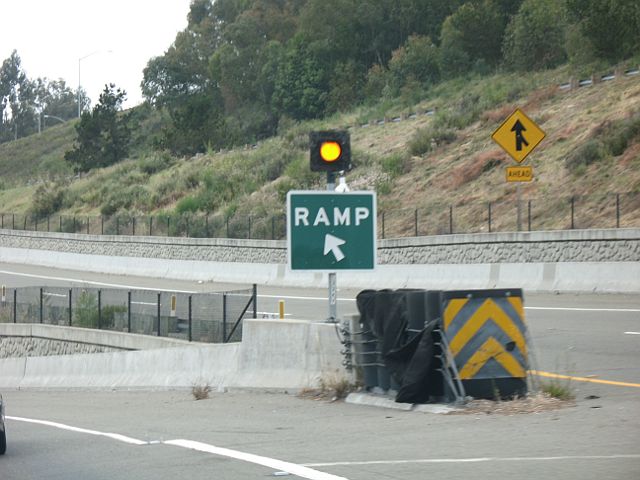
(324, 234), (346, 262)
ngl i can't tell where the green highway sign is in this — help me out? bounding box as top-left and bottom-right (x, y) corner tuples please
(287, 191), (377, 271)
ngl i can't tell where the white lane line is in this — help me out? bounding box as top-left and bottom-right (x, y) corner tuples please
(7, 416), (147, 445)
(304, 454), (640, 467)
(7, 416), (348, 480)
(0, 270), (197, 294)
(526, 306), (640, 313)
(165, 439), (348, 480)
(624, 331), (640, 335)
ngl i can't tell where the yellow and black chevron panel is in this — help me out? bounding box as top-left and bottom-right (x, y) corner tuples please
(442, 289), (529, 398)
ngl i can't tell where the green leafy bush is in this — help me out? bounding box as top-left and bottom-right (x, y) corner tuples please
(31, 182), (65, 217)
(409, 126), (457, 156)
(176, 195), (202, 214)
(565, 139), (604, 170)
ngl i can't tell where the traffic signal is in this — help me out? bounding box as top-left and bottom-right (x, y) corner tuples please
(309, 130), (351, 172)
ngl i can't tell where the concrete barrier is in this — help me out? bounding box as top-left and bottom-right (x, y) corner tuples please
(1, 228), (638, 293)
(0, 319), (345, 390)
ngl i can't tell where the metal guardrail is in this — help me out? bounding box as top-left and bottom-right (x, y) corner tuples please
(0, 285), (257, 344)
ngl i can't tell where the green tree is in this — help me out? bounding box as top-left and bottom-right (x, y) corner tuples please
(0, 50), (38, 142)
(503, 0), (568, 71)
(566, 0), (640, 62)
(273, 35), (329, 120)
(65, 84), (131, 172)
(439, 0), (516, 78)
(389, 35), (441, 91)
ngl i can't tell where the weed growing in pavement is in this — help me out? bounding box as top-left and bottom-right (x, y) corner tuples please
(540, 378), (575, 401)
(191, 384), (211, 401)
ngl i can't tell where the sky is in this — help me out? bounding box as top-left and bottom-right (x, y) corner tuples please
(1, 0), (193, 109)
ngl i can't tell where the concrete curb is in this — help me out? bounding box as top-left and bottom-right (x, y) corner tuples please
(345, 393), (457, 414)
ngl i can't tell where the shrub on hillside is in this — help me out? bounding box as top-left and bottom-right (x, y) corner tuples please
(409, 126), (457, 156)
(565, 139), (605, 170)
(31, 182), (65, 217)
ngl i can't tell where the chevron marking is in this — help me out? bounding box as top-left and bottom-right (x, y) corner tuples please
(507, 296), (525, 324)
(444, 298), (468, 329)
(458, 336), (526, 379)
(449, 298), (527, 358)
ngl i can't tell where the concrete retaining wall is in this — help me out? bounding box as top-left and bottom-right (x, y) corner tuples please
(0, 320), (345, 390)
(2, 228), (639, 265)
(0, 324), (191, 359)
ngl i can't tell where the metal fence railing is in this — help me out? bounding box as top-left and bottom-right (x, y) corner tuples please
(0, 285), (257, 344)
(1, 191), (638, 241)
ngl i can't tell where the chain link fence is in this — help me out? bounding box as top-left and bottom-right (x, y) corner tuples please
(0, 285), (256, 344)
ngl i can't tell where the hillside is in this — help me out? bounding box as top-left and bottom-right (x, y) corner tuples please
(0, 64), (639, 239)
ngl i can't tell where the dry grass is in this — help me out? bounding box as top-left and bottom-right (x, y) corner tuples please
(191, 384), (211, 401)
(449, 392), (574, 416)
(298, 375), (354, 402)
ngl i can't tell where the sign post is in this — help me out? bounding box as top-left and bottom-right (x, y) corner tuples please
(287, 190), (377, 322)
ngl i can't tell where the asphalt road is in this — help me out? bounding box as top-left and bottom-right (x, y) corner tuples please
(0, 262), (639, 479)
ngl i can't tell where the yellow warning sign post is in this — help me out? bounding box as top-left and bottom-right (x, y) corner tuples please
(442, 289), (529, 399)
(492, 108), (545, 163)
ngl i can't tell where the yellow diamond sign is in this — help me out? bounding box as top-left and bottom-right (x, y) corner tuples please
(492, 108), (545, 163)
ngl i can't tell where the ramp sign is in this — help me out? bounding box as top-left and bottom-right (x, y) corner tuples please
(287, 191), (376, 271)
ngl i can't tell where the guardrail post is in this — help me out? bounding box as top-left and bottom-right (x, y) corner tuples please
(271, 216), (275, 240)
(528, 200), (532, 231)
(248, 216), (251, 239)
(116, 216), (120, 235)
(616, 193), (620, 228)
(166, 216), (170, 236)
(205, 216), (209, 238)
(101, 216), (104, 235)
(381, 212), (385, 239)
(13, 289), (17, 323)
(39, 288), (44, 323)
(59, 215), (62, 232)
(149, 216), (153, 236)
(47, 216), (50, 232)
(488, 202), (492, 233)
(12, 214), (15, 230)
(157, 293), (161, 336)
(132, 217), (136, 236)
(414, 209), (418, 237)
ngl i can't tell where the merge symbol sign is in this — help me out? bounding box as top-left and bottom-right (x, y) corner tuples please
(492, 108), (545, 163)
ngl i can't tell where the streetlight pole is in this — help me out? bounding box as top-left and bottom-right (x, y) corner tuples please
(77, 50), (112, 118)
(43, 114), (66, 130)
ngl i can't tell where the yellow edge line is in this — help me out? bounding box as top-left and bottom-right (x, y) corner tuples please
(530, 370), (640, 389)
